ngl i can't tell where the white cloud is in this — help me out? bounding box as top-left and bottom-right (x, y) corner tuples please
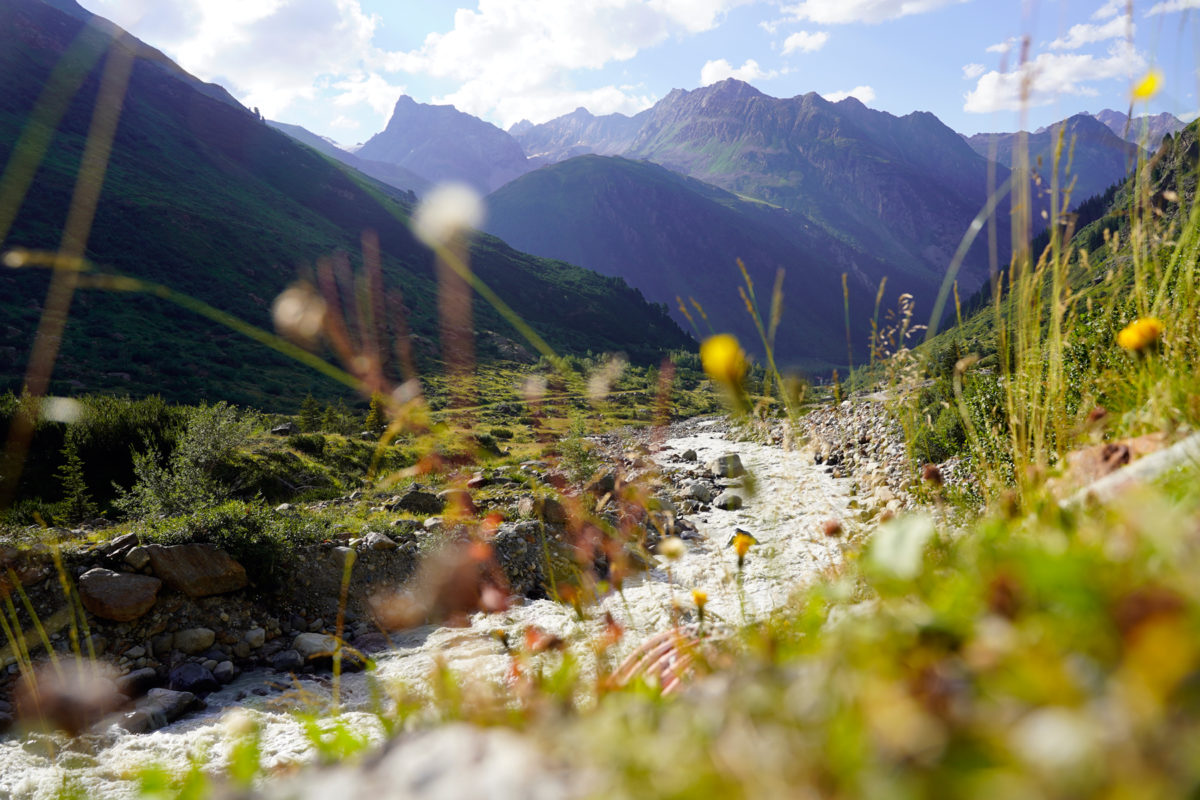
(964, 41), (1145, 113)
(330, 72), (406, 119)
(1048, 16), (1129, 49)
(1148, 0), (1200, 13)
(1092, 0), (1124, 19)
(700, 58), (780, 85)
(986, 36), (1022, 54)
(782, 0), (969, 25)
(388, 0), (750, 126)
(782, 30), (830, 53)
(82, 0), (382, 120)
(822, 85), (876, 103)
(962, 62), (985, 79)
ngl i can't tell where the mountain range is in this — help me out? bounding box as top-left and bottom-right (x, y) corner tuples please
(0, 0), (689, 406)
(1091, 108), (1186, 148)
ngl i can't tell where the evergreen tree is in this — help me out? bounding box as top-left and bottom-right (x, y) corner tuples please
(56, 434), (96, 523)
(298, 394), (322, 432)
(364, 393), (387, 434)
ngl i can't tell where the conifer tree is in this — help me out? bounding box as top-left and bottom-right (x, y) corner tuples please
(364, 393), (387, 434)
(298, 394), (322, 432)
(56, 434), (96, 523)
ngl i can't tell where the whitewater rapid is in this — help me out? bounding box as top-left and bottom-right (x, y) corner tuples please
(0, 420), (855, 799)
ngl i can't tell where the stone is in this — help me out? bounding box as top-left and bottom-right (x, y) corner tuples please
(168, 663), (218, 694)
(293, 632), (339, 662)
(271, 649), (304, 672)
(351, 632), (389, 654)
(213, 661), (238, 684)
(125, 646), (146, 659)
(680, 480), (713, 504)
(493, 521), (546, 598)
(393, 488), (442, 515)
(244, 627), (266, 648)
(174, 627), (216, 655)
(150, 633), (174, 658)
(144, 544), (247, 597)
(714, 491), (744, 511)
(538, 497), (568, 526)
(124, 546), (151, 570)
(271, 422), (299, 436)
(115, 667), (159, 698)
(103, 532), (139, 558)
(437, 488), (476, 514)
(361, 532), (398, 551)
(586, 471), (617, 496)
(77, 568), (161, 622)
(708, 453), (747, 478)
(233, 641), (251, 659)
(680, 449), (698, 462)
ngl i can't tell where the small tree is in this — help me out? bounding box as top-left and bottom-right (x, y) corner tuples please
(364, 393), (387, 435)
(56, 433), (96, 523)
(298, 394), (322, 432)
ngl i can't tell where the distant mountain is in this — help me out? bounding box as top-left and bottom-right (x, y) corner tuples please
(267, 120), (430, 196)
(613, 79), (1007, 297)
(1092, 109), (1185, 149)
(486, 155), (899, 370)
(0, 0), (690, 405)
(510, 107), (650, 163)
(356, 96), (536, 193)
(967, 113), (1138, 207)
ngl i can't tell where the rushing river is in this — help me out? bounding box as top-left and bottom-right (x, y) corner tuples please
(0, 420), (855, 799)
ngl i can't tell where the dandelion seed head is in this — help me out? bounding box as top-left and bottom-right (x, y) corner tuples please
(412, 182), (485, 249)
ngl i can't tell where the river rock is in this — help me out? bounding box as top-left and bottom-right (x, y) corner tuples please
(168, 663), (218, 694)
(144, 543), (248, 597)
(271, 649), (304, 672)
(115, 667), (159, 698)
(437, 488), (476, 514)
(174, 627), (215, 655)
(124, 546), (151, 570)
(714, 491), (744, 510)
(213, 661), (238, 684)
(393, 488), (442, 514)
(293, 632), (338, 661)
(361, 532), (398, 551)
(680, 480), (712, 504)
(708, 453), (746, 478)
(244, 627), (266, 648)
(680, 449), (698, 462)
(77, 568), (161, 622)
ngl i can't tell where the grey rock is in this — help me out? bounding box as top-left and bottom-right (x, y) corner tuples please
(680, 449), (698, 462)
(213, 661), (238, 684)
(714, 491), (744, 510)
(244, 627), (266, 648)
(272, 422), (299, 436)
(708, 453), (747, 478)
(124, 546), (151, 570)
(293, 632), (339, 662)
(361, 532), (398, 551)
(680, 480), (712, 504)
(393, 488), (442, 514)
(493, 521), (546, 597)
(168, 663), (217, 694)
(115, 667), (159, 698)
(174, 627), (216, 655)
(271, 649), (304, 672)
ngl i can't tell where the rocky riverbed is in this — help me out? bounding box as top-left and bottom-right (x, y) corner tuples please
(0, 404), (913, 799)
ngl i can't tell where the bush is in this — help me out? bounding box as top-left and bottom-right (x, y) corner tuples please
(287, 433), (326, 456)
(141, 500), (326, 590)
(488, 427), (514, 441)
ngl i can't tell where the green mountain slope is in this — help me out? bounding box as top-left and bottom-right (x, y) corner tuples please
(0, 0), (690, 407)
(620, 80), (1009, 298)
(486, 155), (899, 370)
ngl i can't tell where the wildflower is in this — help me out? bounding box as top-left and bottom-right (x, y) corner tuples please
(729, 528), (757, 568)
(822, 518), (843, 538)
(658, 536), (686, 561)
(692, 589), (708, 610)
(1116, 317), (1164, 352)
(1132, 69), (1163, 102)
(272, 282), (327, 347)
(921, 463), (943, 487)
(700, 333), (747, 386)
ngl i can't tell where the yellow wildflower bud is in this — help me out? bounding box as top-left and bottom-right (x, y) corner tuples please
(692, 589), (708, 610)
(701, 334), (747, 386)
(1132, 70), (1163, 102)
(1117, 317), (1164, 352)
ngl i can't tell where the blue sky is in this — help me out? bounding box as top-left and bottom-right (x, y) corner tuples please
(78, 0), (1200, 144)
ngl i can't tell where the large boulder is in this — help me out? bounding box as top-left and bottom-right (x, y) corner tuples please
(708, 453), (747, 478)
(144, 544), (248, 597)
(392, 488), (442, 515)
(168, 663), (218, 694)
(78, 568), (161, 622)
(174, 627), (216, 655)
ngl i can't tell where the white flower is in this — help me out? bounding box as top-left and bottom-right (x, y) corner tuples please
(412, 183), (485, 249)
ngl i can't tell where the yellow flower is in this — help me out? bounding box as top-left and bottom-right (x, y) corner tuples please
(730, 529), (758, 568)
(701, 334), (747, 386)
(1117, 317), (1164, 352)
(1132, 70), (1163, 102)
(692, 589), (708, 609)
